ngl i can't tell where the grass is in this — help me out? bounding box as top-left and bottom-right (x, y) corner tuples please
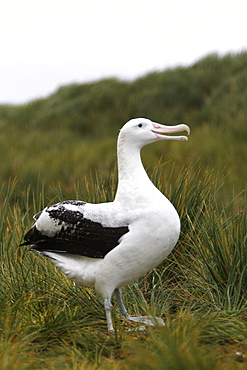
(0, 164), (247, 369)
(0, 52), (247, 202)
(0, 51), (247, 368)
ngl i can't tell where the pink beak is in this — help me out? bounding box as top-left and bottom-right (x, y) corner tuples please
(152, 122), (190, 141)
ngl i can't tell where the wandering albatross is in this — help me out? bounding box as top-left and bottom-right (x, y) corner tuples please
(21, 118), (190, 332)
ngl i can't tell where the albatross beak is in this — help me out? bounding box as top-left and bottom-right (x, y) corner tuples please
(152, 123), (190, 141)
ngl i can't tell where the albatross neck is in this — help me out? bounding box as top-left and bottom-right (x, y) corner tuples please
(114, 135), (155, 202)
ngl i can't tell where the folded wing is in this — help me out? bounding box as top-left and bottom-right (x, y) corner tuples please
(22, 200), (129, 258)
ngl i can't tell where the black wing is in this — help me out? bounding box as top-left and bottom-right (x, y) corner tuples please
(21, 200), (129, 258)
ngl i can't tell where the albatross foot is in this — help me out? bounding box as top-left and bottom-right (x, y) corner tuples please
(126, 315), (165, 326)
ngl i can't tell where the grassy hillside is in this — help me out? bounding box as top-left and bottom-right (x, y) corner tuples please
(0, 52), (247, 369)
(0, 52), (246, 202)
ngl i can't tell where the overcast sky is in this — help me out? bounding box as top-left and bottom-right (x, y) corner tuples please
(1, 0), (246, 105)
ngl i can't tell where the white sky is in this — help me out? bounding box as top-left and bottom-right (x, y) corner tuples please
(1, 0), (246, 105)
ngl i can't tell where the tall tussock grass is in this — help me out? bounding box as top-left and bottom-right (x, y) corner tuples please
(0, 164), (246, 369)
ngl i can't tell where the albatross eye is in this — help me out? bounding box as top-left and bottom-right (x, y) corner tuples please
(138, 123), (143, 128)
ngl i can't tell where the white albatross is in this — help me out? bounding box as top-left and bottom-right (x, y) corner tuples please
(21, 118), (190, 332)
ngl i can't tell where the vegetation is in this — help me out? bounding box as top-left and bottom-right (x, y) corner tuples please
(0, 52), (246, 368)
(0, 52), (247, 201)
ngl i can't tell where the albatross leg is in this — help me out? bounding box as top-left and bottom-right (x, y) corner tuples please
(114, 288), (128, 317)
(104, 298), (114, 332)
(114, 288), (165, 326)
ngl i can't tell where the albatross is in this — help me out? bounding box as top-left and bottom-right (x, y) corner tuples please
(21, 118), (190, 332)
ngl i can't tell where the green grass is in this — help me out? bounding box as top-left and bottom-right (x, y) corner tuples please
(0, 165), (247, 369)
(0, 52), (247, 201)
(0, 51), (247, 368)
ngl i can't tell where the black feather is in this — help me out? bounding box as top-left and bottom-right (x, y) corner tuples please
(21, 201), (129, 258)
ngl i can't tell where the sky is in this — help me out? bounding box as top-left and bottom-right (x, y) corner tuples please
(1, 0), (247, 105)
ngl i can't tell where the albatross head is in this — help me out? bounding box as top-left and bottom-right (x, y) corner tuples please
(119, 118), (190, 147)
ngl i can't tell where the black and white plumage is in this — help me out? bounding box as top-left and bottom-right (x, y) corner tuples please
(21, 118), (190, 332)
